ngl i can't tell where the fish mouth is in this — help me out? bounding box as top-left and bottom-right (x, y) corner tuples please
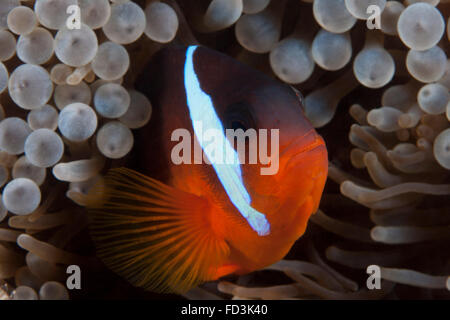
(277, 132), (328, 222)
(260, 130), (327, 215)
(247, 130), (327, 210)
(278, 130), (328, 211)
(281, 130), (327, 172)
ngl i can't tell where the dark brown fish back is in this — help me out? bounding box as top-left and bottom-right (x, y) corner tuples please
(133, 45), (190, 182)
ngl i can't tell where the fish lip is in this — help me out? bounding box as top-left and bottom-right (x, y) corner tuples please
(280, 130), (324, 157)
(284, 144), (327, 175)
(281, 131), (327, 171)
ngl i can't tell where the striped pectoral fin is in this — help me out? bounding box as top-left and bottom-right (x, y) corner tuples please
(87, 167), (230, 294)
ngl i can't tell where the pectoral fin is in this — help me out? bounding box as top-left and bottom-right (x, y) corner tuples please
(87, 168), (229, 293)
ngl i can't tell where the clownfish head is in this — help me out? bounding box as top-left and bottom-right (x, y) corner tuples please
(182, 46), (328, 244)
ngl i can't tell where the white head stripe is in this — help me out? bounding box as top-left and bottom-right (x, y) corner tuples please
(183, 46), (270, 236)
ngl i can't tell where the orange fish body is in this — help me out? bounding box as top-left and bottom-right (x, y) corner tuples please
(88, 45), (328, 293)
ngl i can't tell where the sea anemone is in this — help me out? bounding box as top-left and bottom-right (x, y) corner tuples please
(0, 0), (448, 300)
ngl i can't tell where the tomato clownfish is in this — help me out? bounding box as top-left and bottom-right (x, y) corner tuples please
(87, 45), (328, 294)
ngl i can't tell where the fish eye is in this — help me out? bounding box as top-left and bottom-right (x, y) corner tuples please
(231, 120), (248, 131)
(224, 101), (255, 132)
